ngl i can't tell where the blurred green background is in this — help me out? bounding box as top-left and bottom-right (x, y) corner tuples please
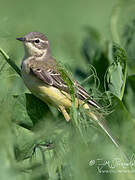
(0, 0), (135, 180)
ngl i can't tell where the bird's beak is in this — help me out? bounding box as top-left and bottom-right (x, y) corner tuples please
(16, 37), (26, 42)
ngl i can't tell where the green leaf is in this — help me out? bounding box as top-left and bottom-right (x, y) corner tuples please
(12, 93), (53, 129)
(12, 94), (33, 129)
(25, 93), (53, 125)
(0, 98), (16, 180)
(14, 125), (35, 161)
(107, 94), (131, 123)
(105, 44), (127, 100)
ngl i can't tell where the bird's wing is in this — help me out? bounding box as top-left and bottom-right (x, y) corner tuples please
(30, 66), (68, 91)
(30, 65), (100, 109)
(74, 81), (100, 108)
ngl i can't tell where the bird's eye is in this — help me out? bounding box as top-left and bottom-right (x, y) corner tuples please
(34, 39), (40, 43)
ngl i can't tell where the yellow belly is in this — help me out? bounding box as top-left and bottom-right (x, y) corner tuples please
(21, 70), (72, 108)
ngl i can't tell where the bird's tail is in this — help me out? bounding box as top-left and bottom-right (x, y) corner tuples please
(87, 110), (129, 161)
(88, 110), (119, 148)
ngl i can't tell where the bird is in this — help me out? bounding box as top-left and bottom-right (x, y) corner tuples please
(16, 31), (119, 147)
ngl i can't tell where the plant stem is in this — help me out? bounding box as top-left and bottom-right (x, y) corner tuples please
(0, 48), (21, 77)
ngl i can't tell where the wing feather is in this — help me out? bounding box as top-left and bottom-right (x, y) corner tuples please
(30, 66), (100, 109)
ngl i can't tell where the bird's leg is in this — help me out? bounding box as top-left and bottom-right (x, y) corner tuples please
(59, 105), (70, 122)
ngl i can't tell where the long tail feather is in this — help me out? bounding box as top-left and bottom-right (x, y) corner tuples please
(88, 111), (119, 148)
(87, 111), (128, 161)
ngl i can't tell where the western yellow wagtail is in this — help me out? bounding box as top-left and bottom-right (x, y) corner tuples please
(16, 32), (119, 147)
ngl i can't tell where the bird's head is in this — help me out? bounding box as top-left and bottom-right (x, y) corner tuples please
(16, 32), (50, 58)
